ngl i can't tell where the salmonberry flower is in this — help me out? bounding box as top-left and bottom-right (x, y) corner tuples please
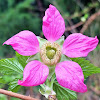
(3, 5), (98, 93)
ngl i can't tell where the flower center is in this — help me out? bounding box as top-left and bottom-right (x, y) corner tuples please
(40, 42), (61, 65)
(46, 47), (56, 59)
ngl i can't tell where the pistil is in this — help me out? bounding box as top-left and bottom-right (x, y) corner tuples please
(40, 42), (61, 65)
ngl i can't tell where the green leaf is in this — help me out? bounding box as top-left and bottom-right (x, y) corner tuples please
(3, 75), (15, 83)
(8, 78), (21, 92)
(16, 52), (29, 68)
(0, 58), (23, 75)
(0, 94), (7, 100)
(71, 58), (100, 79)
(0, 76), (6, 84)
(53, 81), (77, 100)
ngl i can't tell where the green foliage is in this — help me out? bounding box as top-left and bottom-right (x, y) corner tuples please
(71, 57), (100, 79)
(0, 76), (6, 84)
(16, 52), (29, 68)
(16, 0), (34, 9)
(0, 0), (8, 12)
(8, 78), (21, 92)
(53, 81), (77, 100)
(0, 57), (23, 92)
(0, 94), (7, 100)
(49, 0), (78, 14)
(3, 76), (15, 83)
(0, 58), (23, 75)
(0, 94), (21, 100)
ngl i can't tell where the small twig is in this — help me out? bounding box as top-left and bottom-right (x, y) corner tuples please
(65, 10), (100, 33)
(67, 19), (78, 33)
(29, 87), (34, 97)
(0, 89), (38, 100)
(65, 21), (84, 32)
(64, 2), (99, 20)
(80, 10), (100, 33)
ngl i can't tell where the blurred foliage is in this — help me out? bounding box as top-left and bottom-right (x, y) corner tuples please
(0, 0), (41, 57)
(0, 94), (21, 100)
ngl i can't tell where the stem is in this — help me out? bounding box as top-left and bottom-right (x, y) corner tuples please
(65, 21), (84, 32)
(29, 87), (34, 97)
(48, 67), (55, 79)
(40, 84), (46, 90)
(0, 89), (38, 100)
(80, 10), (100, 33)
(49, 74), (56, 89)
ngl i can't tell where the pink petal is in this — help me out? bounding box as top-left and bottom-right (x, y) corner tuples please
(3, 30), (40, 56)
(62, 33), (99, 58)
(18, 60), (49, 86)
(42, 5), (65, 42)
(55, 61), (87, 93)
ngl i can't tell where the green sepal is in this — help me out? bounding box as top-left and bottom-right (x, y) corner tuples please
(60, 54), (71, 62)
(37, 36), (47, 48)
(26, 53), (41, 63)
(56, 36), (64, 47)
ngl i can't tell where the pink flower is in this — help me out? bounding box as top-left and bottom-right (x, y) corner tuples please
(3, 5), (98, 93)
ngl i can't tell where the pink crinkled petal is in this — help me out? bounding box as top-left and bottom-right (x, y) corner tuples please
(42, 4), (65, 42)
(3, 30), (40, 56)
(18, 60), (49, 86)
(62, 33), (99, 58)
(55, 61), (87, 93)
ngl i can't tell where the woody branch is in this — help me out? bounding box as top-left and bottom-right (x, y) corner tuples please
(0, 89), (38, 100)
